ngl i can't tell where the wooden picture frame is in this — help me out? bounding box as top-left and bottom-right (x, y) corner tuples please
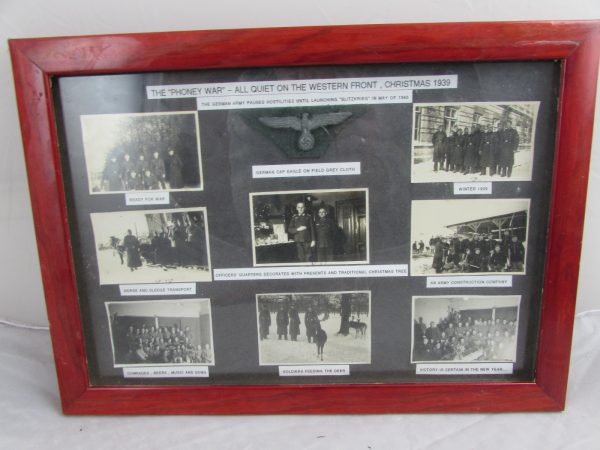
(9, 21), (599, 414)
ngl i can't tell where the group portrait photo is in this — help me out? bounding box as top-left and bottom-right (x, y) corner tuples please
(411, 102), (539, 183)
(90, 207), (212, 285)
(411, 199), (530, 276)
(81, 111), (203, 194)
(412, 295), (520, 363)
(250, 189), (368, 266)
(256, 291), (371, 365)
(106, 299), (214, 367)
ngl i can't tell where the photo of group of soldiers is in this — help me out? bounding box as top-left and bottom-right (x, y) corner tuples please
(412, 103), (538, 182)
(108, 212), (208, 272)
(82, 112), (202, 193)
(257, 292), (371, 365)
(100, 148), (186, 192)
(420, 231), (526, 274)
(412, 296), (519, 363)
(113, 323), (213, 365)
(106, 300), (214, 367)
(429, 121), (519, 176)
(92, 208), (211, 285)
(411, 199), (529, 276)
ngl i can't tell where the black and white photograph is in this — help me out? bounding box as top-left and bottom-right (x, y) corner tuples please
(411, 295), (520, 363)
(256, 291), (371, 365)
(411, 199), (529, 276)
(411, 102), (539, 183)
(90, 207), (212, 284)
(81, 112), (203, 194)
(105, 299), (214, 367)
(250, 189), (368, 266)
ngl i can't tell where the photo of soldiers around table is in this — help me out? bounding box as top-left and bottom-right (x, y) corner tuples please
(411, 199), (529, 276)
(412, 295), (519, 363)
(106, 299), (214, 367)
(81, 112), (203, 194)
(256, 292), (371, 365)
(251, 189), (368, 266)
(411, 102), (538, 183)
(91, 208), (211, 284)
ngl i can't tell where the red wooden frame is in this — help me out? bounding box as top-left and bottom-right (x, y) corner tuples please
(9, 21), (600, 414)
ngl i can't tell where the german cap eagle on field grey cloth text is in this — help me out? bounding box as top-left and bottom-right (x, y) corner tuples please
(258, 111), (352, 151)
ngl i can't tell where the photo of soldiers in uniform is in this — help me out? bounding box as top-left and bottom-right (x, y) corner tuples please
(250, 189), (368, 266)
(91, 207), (211, 284)
(81, 112), (203, 194)
(411, 199), (529, 276)
(411, 102), (538, 183)
(256, 292), (371, 365)
(412, 295), (519, 363)
(106, 299), (214, 367)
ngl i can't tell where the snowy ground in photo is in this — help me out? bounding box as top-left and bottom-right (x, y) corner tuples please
(411, 254), (437, 276)
(97, 248), (211, 285)
(412, 148), (532, 183)
(259, 312), (371, 365)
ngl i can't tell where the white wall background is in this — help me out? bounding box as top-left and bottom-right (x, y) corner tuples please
(1, 0), (599, 327)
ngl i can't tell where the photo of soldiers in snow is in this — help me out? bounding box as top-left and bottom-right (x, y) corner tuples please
(411, 102), (538, 183)
(256, 292), (371, 365)
(91, 208), (211, 285)
(411, 199), (529, 276)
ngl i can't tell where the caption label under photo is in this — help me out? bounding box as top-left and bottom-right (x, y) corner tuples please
(125, 191), (170, 206)
(453, 182), (492, 195)
(416, 363), (513, 375)
(123, 366), (209, 378)
(426, 275), (512, 288)
(279, 365), (350, 377)
(214, 264), (408, 281)
(119, 283), (197, 296)
(252, 162), (360, 179)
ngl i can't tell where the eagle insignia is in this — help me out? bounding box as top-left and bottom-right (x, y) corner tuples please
(259, 111), (352, 152)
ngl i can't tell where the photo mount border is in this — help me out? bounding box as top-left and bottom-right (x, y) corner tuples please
(9, 21), (600, 414)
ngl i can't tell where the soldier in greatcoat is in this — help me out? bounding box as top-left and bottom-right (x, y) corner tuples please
(463, 124), (482, 174)
(123, 229), (142, 271)
(432, 238), (446, 274)
(120, 153), (136, 190)
(479, 124), (497, 176)
(304, 304), (319, 343)
(431, 125), (447, 172)
(508, 235), (525, 271)
(136, 153), (151, 176)
(127, 170), (144, 191)
(258, 305), (271, 340)
(276, 305), (289, 340)
(167, 148), (184, 189)
(315, 207), (335, 262)
(102, 156), (123, 191)
(151, 151), (167, 189)
(143, 169), (160, 190)
(187, 216), (205, 267)
(288, 305), (301, 341)
(497, 120), (520, 177)
(450, 128), (465, 172)
(287, 202), (316, 262)
(489, 245), (508, 272)
(467, 247), (483, 272)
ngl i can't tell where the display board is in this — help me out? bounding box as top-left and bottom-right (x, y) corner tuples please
(9, 22), (599, 414)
